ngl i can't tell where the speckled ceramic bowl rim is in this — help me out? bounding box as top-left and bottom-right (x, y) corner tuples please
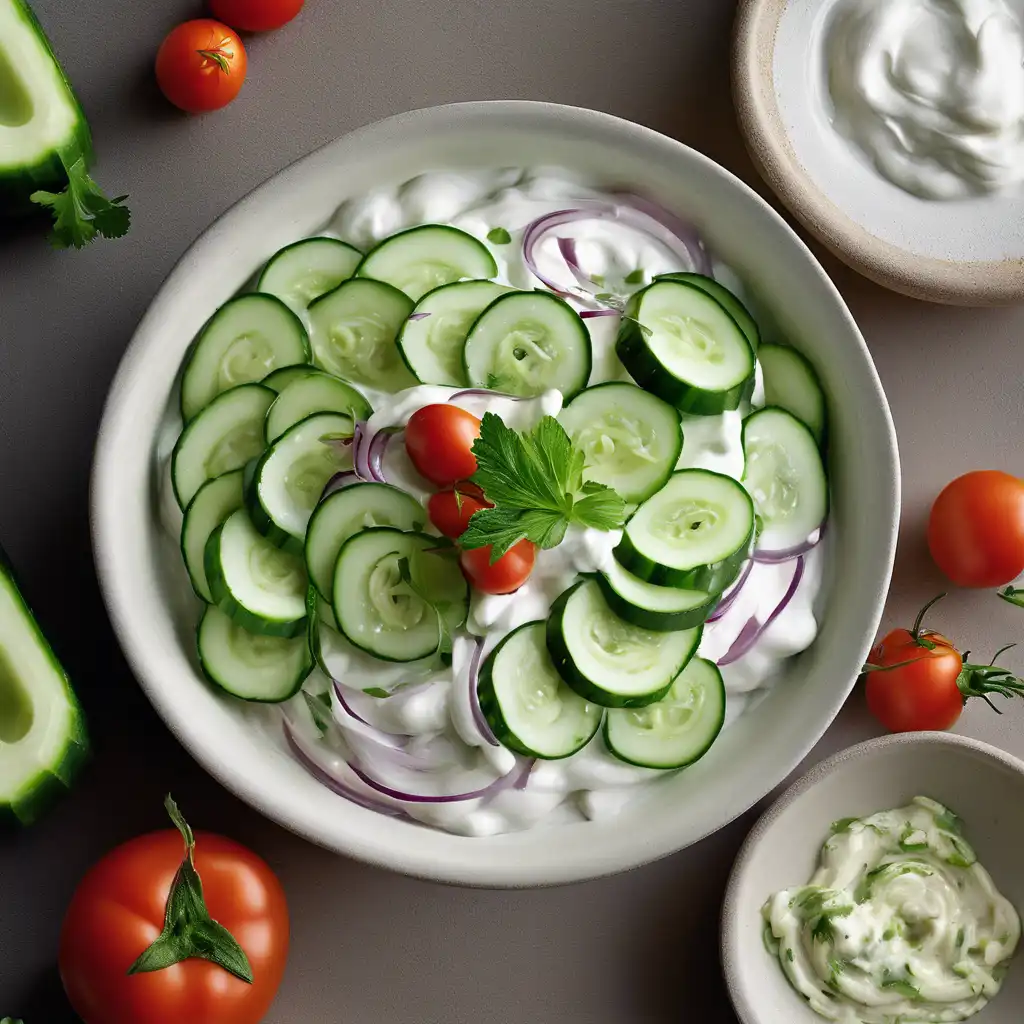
(732, 0), (1024, 306)
(720, 732), (1024, 1023)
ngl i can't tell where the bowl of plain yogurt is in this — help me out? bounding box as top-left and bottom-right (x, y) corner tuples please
(723, 732), (1024, 1024)
(92, 101), (898, 886)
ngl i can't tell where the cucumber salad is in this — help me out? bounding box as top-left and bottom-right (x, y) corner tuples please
(156, 169), (830, 836)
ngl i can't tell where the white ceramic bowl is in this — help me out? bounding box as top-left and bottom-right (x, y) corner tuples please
(91, 101), (899, 887)
(722, 733), (1024, 1023)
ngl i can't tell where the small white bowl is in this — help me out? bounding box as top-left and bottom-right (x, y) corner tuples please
(722, 733), (1024, 1023)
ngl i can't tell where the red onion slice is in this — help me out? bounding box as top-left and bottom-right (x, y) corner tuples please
(347, 754), (530, 805)
(467, 638), (499, 747)
(556, 236), (600, 291)
(407, 311), (431, 321)
(366, 427), (400, 483)
(718, 557), (805, 667)
(580, 309), (621, 320)
(706, 560), (753, 623)
(351, 421), (372, 481)
(321, 470), (360, 499)
(610, 190), (711, 276)
(753, 526), (825, 564)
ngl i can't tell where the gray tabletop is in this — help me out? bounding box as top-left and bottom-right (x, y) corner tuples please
(4, 1), (1024, 1021)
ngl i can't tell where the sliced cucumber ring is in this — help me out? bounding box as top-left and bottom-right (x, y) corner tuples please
(398, 280), (511, 385)
(197, 605), (312, 702)
(757, 344), (826, 444)
(616, 280), (755, 415)
(248, 412), (354, 552)
(559, 382), (682, 504)
(180, 469), (245, 602)
(308, 278), (416, 392)
(595, 558), (717, 632)
(171, 383), (275, 509)
(265, 372), (371, 443)
(257, 237), (362, 313)
(605, 656), (725, 769)
(305, 482), (427, 600)
(463, 291), (591, 399)
(478, 621), (602, 759)
(180, 294), (310, 422)
(546, 579), (701, 708)
(742, 407), (828, 553)
(655, 272), (760, 353)
(615, 469), (754, 593)
(356, 224), (498, 301)
(261, 363), (319, 393)
(205, 509), (308, 638)
(332, 528), (468, 662)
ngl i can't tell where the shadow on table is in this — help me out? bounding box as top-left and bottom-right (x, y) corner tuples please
(10, 964), (80, 1024)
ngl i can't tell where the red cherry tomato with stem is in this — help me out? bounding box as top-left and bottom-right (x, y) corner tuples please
(428, 487), (490, 539)
(156, 20), (247, 113)
(461, 540), (536, 595)
(210, 0), (304, 32)
(405, 405), (481, 487)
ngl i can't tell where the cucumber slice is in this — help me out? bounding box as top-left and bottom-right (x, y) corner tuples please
(596, 558), (717, 632)
(180, 469), (245, 603)
(332, 528), (468, 662)
(197, 605), (311, 702)
(546, 579), (701, 708)
(616, 280), (755, 415)
(0, 546), (88, 825)
(757, 344), (826, 443)
(478, 621), (602, 759)
(605, 656), (725, 769)
(257, 237), (363, 313)
(398, 280), (511, 385)
(356, 225), (498, 301)
(205, 509), (308, 638)
(248, 412), (354, 553)
(742, 407), (828, 553)
(615, 469), (754, 592)
(559, 382), (682, 504)
(265, 373), (371, 443)
(171, 383), (275, 509)
(261, 363), (319, 393)
(180, 295), (310, 422)
(308, 278), (416, 392)
(463, 291), (592, 399)
(655, 272), (760, 353)
(305, 482), (426, 600)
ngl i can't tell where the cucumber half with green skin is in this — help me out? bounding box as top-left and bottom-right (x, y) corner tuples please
(757, 344), (826, 444)
(0, 545), (88, 825)
(546, 579), (701, 708)
(478, 621), (602, 759)
(264, 372), (371, 443)
(180, 469), (245, 603)
(605, 656), (725, 769)
(616, 280), (755, 415)
(655, 272), (760, 353)
(257, 237), (363, 314)
(595, 558), (717, 632)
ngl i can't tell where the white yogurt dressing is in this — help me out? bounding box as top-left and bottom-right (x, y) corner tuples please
(826, 0), (1024, 200)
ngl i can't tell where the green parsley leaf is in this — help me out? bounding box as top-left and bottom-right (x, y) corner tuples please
(624, 268), (645, 285)
(487, 226), (512, 245)
(999, 585), (1024, 608)
(30, 157), (131, 249)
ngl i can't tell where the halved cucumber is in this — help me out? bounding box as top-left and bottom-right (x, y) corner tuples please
(205, 509), (308, 638)
(605, 656), (724, 769)
(559, 382), (682, 504)
(307, 278), (416, 392)
(356, 224), (498, 301)
(546, 579), (701, 708)
(305, 482), (427, 599)
(616, 280), (755, 414)
(180, 469), (245, 602)
(180, 295), (310, 422)
(742, 407), (828, 554)
(197, 605), (311, 702)
(463, 291), (591, 399)
(248, 412), (354, 553)
(264, 372), (371, 443)
(332, 528), (468, 662)
(655, 272), (760, 353)
(757, 344), (826, 443)
(595, 558), (717, 632)
(397, 280), (511, 385)
(478, 621), (602, 759)
(0, 546), (88, 825)
(615, 469), (754, 593)
(257, 237), (363, 314)
(171, 383), (275, 509)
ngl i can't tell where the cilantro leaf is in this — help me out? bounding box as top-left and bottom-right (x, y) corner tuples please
(30, 157), (131, 249)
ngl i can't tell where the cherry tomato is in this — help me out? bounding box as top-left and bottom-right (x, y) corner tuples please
(405, 405), (482, 487)
(210, 0), (304, 31)
(156, 20), (247, 113)
(428, 488), (490, 539)
(60, 800), (288, 1024)
(461, 540), (536, 594)
(928, 470), (1024, 587)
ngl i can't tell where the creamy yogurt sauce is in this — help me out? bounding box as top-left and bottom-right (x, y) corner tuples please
(764, 796), (1019, 1022)
(826, 0), (1024, 200)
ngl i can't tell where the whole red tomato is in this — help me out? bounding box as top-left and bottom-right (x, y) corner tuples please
(156, 20), (247, 113)
(60, 798), (288, 1024)
(461, 540), (536, 594)
(210, 0), (304, 31)
(405, 405), (482, 487)
(928, 470), (1024, 587)
(428, 487), (490, 539)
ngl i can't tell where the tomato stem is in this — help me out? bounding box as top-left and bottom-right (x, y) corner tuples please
(197, 48), (232, 73)
(999, 586), (1024, 608)
(911, 593), (946, 644)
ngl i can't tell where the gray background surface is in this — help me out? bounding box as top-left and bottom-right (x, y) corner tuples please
(3, 1), (1024, 1021)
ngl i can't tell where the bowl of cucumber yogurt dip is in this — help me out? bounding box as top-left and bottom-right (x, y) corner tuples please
(92, 101), (898, 885)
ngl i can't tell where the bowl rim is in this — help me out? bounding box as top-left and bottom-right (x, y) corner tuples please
(720, 731), (1024, 1023)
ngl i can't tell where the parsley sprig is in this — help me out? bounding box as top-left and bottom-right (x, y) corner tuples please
(30, 157), (131, 249)
(458, 413), (626, 561)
